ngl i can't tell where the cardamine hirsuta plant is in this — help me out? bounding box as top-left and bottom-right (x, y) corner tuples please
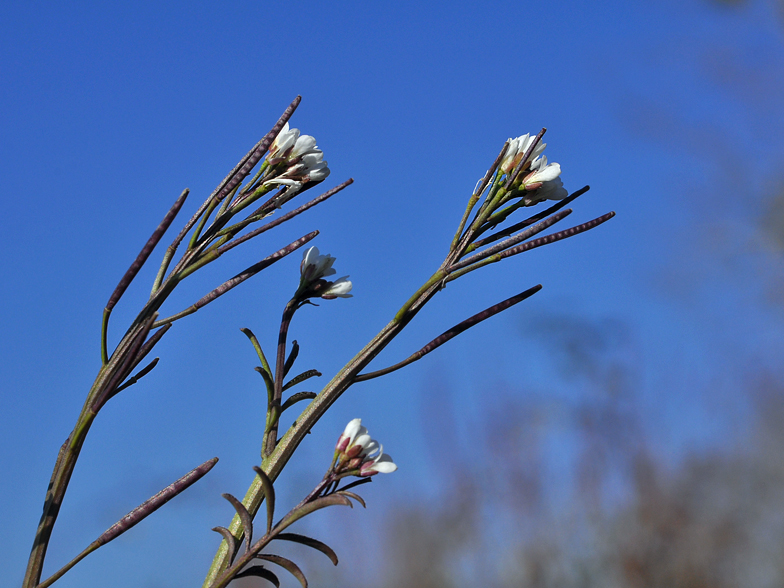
(22, 96), (614, 588)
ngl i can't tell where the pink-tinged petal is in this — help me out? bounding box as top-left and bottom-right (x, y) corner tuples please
(361, 454), (397, 476)
(369, 456), (397, 474)
(335, 434), (350, 452)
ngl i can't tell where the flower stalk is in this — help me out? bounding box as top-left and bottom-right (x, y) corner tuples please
(203, 129), (614, 586)
(22, 96), (349, 588)
(23, 101), (614, 588)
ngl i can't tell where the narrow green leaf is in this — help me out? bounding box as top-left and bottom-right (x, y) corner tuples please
(278, 495), (352, 531)
(252, 466), (276, 535)
(282, 369), (322, 392)
(222, 494), (253, 554)
(273, 533), (339, 566)
(255, 366), (275, 407)
(336, 490), (366, 508)
(256, 554), (308, 588)
(336, 478), (372, 493)
(283, 340), (299, 377)
(241, 327), (272, 376)
(281, 391), (317, 413)
(235, 565), (280, 587)
(211, 527), (238, 564)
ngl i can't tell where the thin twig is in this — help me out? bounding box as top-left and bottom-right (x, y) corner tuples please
(35, 458), (218, 588)
(446, 212), (616, 283)
(451, 143), (508, 250)
(471, 185), (590, 250)
(102, 189), (189, 363)
(156, 96), (302, 291)
(218, 179), (353, 257)
(355, 285), (543, 381)
(153, 233), (318, 328)
(266, 300), (297, 457)
(450, 209), (573, 273)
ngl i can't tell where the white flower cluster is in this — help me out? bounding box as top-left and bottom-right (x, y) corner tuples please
(500, 133), (568, 202)
(264, 122), (330, 189)
(334, 418), (397, 476)
(299, 246), (353, 299)
(499, 133), (547, 175)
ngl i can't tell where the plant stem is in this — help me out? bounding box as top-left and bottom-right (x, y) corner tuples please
(263, 299), (297, 458)
(202, 269), (446, 586)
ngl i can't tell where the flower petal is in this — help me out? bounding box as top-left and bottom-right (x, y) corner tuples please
(342, 418), (362, 439)
(321, 277), (353, 299)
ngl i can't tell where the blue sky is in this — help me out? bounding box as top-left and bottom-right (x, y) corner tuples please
(3, 1), (784, 586)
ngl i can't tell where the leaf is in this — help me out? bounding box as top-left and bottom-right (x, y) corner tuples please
(254, 366), (274, 386)
(241, 328), (272, 376)
(97, 457), (218, 545)
(255, 366), (275, 407)
(278, 495), (352, 531)
(273, 533), (339, 566)
(283, 340), (299, 377)
(211, 527), (238, 564)
(234, 565), (280, 587)
(256, 554), (308, 588)
(335, 477), (372, 493)
(280, 392), (317, 413)
(252, 466), (276, 535)
(222, 494), (253, 553)
(336, 491), (366, 508)
(112, 357), (160, 396)
(282, 369), (322, 392)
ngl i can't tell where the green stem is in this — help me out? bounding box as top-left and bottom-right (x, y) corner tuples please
(35, 543), (100, 588)
(263, 300), (297, 458)
(394, 269), (446, 322)
(100, 308), (110, 365)
(189, 198), (220, 250)
(450, 193), (480, 252)
(23, 295), (170, 586)
(202, 267), (448, 586)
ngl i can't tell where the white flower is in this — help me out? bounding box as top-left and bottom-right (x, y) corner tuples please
(297, 249), (352, 300)
(524, 155), (561, 185)
(268, 122), (300, 163)
(522, 156), (568, 202)
(320, 276), (352, 299)
(358, 439), (397, 476)
(335, 419), (397, 476)
(300, 246), (337, 284)
(534, 177), (568, 201)
(500, 133), (547, 176)
(361, 453), (397, 475)
(266, 123), (331, 186)
(290, 134), (318, 159)
(335, 418), (366, 452)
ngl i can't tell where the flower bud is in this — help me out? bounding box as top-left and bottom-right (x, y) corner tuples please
(333, 419), (397, 477)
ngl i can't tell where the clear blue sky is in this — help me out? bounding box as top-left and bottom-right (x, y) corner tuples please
(2, 1), (783, 586)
